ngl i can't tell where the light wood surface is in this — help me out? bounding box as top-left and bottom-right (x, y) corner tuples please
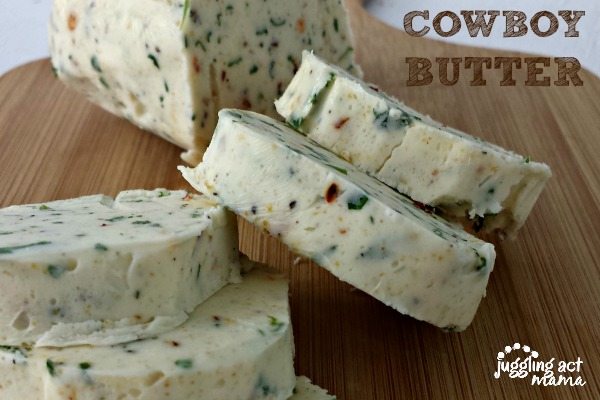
(1, 2), (599, 399)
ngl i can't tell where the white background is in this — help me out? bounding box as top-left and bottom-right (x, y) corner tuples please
(1, 0), (598, 77)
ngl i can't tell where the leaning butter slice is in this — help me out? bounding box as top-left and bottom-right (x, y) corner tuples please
(0, 189), (240, 347)
(276, 51), (552, 236)
(50, 0), (360, 164)
(290, 377), (336, 399)
(0, 267), (295, 400)
(181, 110), (496, 331)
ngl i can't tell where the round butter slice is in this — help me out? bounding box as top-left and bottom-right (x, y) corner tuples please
(0, 267), (295, 400)
(0, 189), (240, 347)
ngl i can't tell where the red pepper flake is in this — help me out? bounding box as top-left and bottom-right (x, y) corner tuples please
(170, 341), (180, 347)
(296, 18), (305, 33)
(334, 117), (350, 129)
(431, 169), (439, 176)
(221, 70), (227, 82)
(339, 228), (347, 235)
(241, 97), (252, 109)
(413, 200), (436, 215)
(192, 56), (201, 74)
(325, 183), (339, 203)
(183, 193), (194, 201)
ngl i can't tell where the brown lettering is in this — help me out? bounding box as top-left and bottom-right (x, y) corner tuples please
(465, 57), (492, 86)
(461, 10), (500, 37)
(433, 11), (461, 37)
(406, 57), (433, 86)
(558, 11), (586, 37)
(503, 11), (528, 37)
(404, 11), (430, 37)
(531, 11), (559, 37)
(437, 58), (462, 86)
(494, 57), (522, 86)
(526, 57), (551, 86)
(555, 57), (583, 86)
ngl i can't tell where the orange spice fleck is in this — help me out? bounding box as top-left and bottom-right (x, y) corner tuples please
(334, 117), (350, 129)
(67, 13), (78, 31)
(296, 18), (305, 33)
(192, 56), (201, 74)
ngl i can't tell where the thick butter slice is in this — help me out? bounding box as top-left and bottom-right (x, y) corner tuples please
(181, 110), (495, 331)
(0, 267), (295, 399)
(276, 51), (551, 236)
(50, 0), (360, 164)
(0, 189), (239, 347)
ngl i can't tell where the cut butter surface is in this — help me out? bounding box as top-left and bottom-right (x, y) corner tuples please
(0, 189), (239, 347)
(276, 51), (552, 236)
(291, 377), (336, 399)
(181, 110), (496, 331)
(50, 0), (360, 164)
(0, 267), (295, 400)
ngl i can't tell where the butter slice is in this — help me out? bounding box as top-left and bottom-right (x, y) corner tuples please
(0, 189), (239, 347)
(0, 267), (295, 399)
(276, 51), (551, 236)
(181, 110), (495, 330)
(50, 0), (360, 164)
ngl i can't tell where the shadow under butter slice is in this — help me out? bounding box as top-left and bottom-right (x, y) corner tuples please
(180, 110), (496, 331)
(0, 267), (295, 400)
(0, 189), (240, 347)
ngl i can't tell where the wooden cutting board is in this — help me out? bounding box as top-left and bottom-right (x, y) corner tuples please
(1, 2), (599, 399)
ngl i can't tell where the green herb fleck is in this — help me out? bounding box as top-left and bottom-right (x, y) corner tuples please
(99, 77), (110, 89)
(338, 47), (354, 62)
(90, 56), (102, 73)
(256, 27), (268, 35)
(326, 164), (348, 175)
(348, 195), (369, 210)
(94, 243), (108, 252)
(524, 155), (531, 164)
(132, 220), (151, 225)
(106, 216), (126, 222)
(268, 315), (284, 332)
(249, 65), (259, 74)
(270, 17), (286, 27)
(175, 359), (193, 369)
(180, 0), (190, 28)
(333, 18), (339, 32)
(46, 359), (57, 376)
(48, 265), (66, 279)
(227, 57), (242, 67)
(0, 241), (52, 254)
(288, 117), (304, 130)
(373, 108), (414, 130)
(443, 325), (459, 333)
(39, 204), (51, 211)
(474, 250), (487, 271)
(158, 190), (170, 197)
(148, 54), (160, 69)
(79, 362), (91, 370)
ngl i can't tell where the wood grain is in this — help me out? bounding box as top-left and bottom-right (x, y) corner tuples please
(1, 2), (599, 399)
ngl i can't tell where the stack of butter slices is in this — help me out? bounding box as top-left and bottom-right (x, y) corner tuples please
(276, 51), (552, 237)
(180, 55), (550, 332)
(50, 0), (360, 164)
(0, 189), (332, 399)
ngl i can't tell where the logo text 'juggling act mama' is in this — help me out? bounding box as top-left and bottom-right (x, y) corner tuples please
(404, 10), (586, 86)
(494, 343), (587, 387)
